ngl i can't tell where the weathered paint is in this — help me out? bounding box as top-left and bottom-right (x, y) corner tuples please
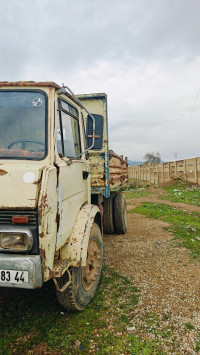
(0, 164), (43, 209)
(0, 169), (7, 176)
(77, 94), (128, 197)
(0, 81), (61, 89)
(109, 150), (128, 189)
(60, 204), (101, 266)
(77, 94), (110, 198)
(89, 150), (128, 192)
(38, 166), (58, 281)
(55, 161), (89, 251)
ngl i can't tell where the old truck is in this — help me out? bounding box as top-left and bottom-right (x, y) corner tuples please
(0, 81), (128, 310)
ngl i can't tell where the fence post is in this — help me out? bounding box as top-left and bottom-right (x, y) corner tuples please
(196, 158), (198, 184)
(162, 163), (164, 183)
(184, 160), (187, 183)
(168, 162), (170, 181)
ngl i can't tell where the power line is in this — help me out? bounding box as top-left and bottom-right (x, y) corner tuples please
(175, 87), (200, 152)
(182, 108), (200, 153)
(183, 123), (200, 153)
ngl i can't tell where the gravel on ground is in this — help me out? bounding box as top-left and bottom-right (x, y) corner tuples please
(103, 187), (200, 354)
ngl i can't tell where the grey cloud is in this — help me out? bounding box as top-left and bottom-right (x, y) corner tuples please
(1, 0), (200, 79)
(0, 0), (200, 162)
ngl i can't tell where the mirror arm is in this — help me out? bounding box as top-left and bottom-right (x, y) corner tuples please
(57, 86), (96, 156)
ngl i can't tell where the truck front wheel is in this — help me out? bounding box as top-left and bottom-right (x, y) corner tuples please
(56, 222), (103, 311)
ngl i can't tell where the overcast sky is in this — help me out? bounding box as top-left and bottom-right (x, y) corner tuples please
(1, 0), (200, 162)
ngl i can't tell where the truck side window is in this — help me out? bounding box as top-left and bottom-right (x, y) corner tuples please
(57, 100), (81, 158)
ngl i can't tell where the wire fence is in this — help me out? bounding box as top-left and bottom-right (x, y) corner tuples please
(128, 157), (200, 185)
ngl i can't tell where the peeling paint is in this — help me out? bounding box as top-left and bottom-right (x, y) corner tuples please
(61, 204), (101, 266)
(40, 232), (45, 238)
(38, 194), (48, 217)
(38, 167), (58, 281)
(40, 248), (46, 260)
(0, 81), (61, 89)
(0, 169), (8, 176)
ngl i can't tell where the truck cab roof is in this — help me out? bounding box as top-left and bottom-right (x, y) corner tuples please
(0, 81), (61, 89)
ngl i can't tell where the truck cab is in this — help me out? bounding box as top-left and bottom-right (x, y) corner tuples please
(0, 81), (127, 310)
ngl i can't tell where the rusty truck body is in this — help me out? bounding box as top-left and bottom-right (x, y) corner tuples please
(0, 81), (127, 310)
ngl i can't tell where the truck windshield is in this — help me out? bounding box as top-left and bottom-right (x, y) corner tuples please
(0, 91), (47, 160)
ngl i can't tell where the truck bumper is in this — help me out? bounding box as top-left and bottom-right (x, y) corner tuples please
(0, 254), (43, 289)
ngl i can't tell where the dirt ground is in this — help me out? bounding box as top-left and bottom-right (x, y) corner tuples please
(103, 188), (200, 354)
(1, 187), (200, 354)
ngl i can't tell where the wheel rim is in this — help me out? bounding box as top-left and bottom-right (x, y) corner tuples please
(82, 240), (101, 291)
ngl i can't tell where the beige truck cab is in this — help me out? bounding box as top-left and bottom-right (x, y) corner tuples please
(0, 81), (127, 310)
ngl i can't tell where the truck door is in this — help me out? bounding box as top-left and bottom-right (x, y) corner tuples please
(55, 98), (88, 250)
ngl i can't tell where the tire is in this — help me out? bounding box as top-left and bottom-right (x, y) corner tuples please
(56, 222), (103, 311)
(113, 192), (127, 234)
(103, 194), (115, 234)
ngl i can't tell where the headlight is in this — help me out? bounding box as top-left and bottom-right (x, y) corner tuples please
(0, 228), (33, 252)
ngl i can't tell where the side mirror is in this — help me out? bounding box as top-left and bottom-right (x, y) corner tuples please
(87, 114), (103, 150)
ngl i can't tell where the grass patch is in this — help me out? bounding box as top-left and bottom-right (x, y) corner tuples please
(126, 189), (152, 200)
(125, 178), (153, 199)
(0, 267), (164, 354)
(130, 202), (200, 259)
(185, 322), (195, 330)
(160, 182), (200, 206)
(129, 335), (165, 354)
(195, 341), (200, 352)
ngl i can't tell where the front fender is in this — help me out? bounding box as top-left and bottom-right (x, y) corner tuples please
(61, 204), (101, 266)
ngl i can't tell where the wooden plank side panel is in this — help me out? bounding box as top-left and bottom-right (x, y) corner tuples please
(109, 151), (128, 189)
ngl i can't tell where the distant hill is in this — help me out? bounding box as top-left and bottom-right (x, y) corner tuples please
(128, 160), (144, 166)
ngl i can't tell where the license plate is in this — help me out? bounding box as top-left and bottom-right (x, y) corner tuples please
(0, 269), (28, 284)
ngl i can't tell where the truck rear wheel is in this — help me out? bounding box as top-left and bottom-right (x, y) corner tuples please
(56, 222), (103, 311)
(103, 194), (115, 234)
(113, 192), (127, 234)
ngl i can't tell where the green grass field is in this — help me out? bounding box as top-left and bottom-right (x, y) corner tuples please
(160, 181), (200, 206)
(0, 267), (166, 354)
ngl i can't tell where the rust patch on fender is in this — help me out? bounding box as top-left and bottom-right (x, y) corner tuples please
(40, 231), (45, 238)
(0, 169), (8, 176)
(38, 194), (48, 216)
(40, 248), (46, 260)
(33, 179), (41, 185)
